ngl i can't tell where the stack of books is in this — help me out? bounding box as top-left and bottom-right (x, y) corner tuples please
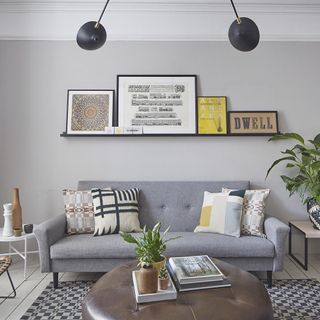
(167, 255), (231, 292)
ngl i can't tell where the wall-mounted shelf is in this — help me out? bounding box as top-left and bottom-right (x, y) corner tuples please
(60, 132), (278, 137)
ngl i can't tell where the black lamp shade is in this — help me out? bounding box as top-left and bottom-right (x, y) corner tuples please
(228, 17), (260, 52)
(77, 21), (107, 50)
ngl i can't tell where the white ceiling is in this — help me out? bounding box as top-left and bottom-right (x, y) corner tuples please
(0, 1), (320, 41)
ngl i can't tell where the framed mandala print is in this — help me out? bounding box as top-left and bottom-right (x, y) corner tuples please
(66, 90), (114, 135)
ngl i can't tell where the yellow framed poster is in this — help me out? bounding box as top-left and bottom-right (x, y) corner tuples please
(197, 96), (227, 134)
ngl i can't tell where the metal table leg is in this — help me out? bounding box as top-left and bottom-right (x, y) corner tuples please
(289, 222), (308, 270)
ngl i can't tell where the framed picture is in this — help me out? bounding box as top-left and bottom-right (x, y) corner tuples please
(228, 111), (279, 135)
(197, 96), (227, 134)
(66, 90), (114, 135)
(117, 75), (197, 134)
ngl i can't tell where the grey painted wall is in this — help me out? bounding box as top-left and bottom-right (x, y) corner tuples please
(0, 41), (319, 252)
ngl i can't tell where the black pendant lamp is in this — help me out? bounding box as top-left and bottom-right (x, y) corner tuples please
(77, 0), (110, 50)
(228, 0), (260, 52)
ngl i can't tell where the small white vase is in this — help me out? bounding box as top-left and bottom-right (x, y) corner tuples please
(3, 203), (13, 237)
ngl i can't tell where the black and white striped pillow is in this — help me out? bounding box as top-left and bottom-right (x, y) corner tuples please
(91, 188), (142, 236)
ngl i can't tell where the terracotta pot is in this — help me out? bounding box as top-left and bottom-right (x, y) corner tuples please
(152, 257), (166, 275)
(139, 266), (158, 294)
(159, 276), (169, 290)
(12, 188), (22, 230)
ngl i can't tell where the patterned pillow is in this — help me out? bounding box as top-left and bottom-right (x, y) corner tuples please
(222, 188), (270, 237)
(91, 188), (142, 236)
(194, 190), (245, 238)
(63, 190), (95, 234)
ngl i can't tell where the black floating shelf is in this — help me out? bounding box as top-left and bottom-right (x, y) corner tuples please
(60, 132), (278, 137)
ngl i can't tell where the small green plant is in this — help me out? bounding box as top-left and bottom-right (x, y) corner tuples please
(159, 266), (168, 279)
(266, 132), (320, 204)
(120, 222), (180, 267)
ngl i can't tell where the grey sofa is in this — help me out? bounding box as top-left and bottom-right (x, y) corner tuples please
(34, 181), (290, 288)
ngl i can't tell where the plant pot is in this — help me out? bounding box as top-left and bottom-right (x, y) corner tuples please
(139, 266), (158, 294)
(152, 257), (166, 275)
(307, 198), (320, 230)
(159, 277), (169, 290)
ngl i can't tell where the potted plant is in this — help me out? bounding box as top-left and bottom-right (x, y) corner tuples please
(120, 222), (180, 274)
(266, 132), (320, 229)
(158, 266), (170, 290)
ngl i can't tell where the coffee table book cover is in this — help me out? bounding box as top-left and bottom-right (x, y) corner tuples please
(132, 271), (177, 303)
(168, 255), (224, 284)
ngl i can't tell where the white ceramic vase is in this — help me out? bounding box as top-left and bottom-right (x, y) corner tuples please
(3, 203), (13, 237)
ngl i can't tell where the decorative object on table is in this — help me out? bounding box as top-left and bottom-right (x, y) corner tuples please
(117, 75), (197, 134)
(228, 111), (279, 135)
(12, 188), (22, 230)
(91, 188), (141, 236)
(23, 224), (33, 234)
(0, 256), (16, 299)
(65, 90), (114, 135)
(120, 222), (180, 275)
(77, 0), (111, 50)
(222, 188), (270, 238)
(158, 266), (170, 290)
(13, 228), (22, 237)
(228, 0), (260, 52)
(138, 262), (158, 294)
(2, 203), (13, 237)
(63, 190), (95, 234)
(168, 255), (223, 284)
(197, 96), (227, 134)
(194, 190), (245, 237)
(266, 132), (320, 230)
(167, 255), (231, 292)
(132, 269), (177, 303)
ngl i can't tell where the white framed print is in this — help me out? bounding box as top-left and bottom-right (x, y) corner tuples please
(117, 75), (197, 134)
(66, 89), (114, 135)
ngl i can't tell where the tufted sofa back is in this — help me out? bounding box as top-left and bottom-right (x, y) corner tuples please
(78, 181), (250, 232)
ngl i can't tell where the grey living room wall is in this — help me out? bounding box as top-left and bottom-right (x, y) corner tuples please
(0, 41), (319, 252)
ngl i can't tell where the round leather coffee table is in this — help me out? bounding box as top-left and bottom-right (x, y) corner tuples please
(82, 259), (273, 320)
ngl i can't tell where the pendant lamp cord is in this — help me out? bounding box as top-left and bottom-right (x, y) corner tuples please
(95, 0), (111, 28)
(229, 0), (241, 24)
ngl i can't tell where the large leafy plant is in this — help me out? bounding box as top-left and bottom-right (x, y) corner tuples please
(266, 132), (320, 204)
(120, 223), (180, 267)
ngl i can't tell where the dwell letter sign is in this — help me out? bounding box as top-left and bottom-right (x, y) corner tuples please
(228, 111), (279, 135)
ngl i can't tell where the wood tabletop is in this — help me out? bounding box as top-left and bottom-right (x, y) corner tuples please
(290, 220), (320, 238)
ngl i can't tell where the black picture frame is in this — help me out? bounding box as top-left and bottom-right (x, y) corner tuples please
(65, 89), (115, 135)
(116, 75), (198, 135)
(227, 111), (279, 136)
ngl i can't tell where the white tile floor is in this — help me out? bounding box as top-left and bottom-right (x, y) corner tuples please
(0, 253), (319, 320)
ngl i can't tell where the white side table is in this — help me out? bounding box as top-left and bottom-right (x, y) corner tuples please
(0, 228), (38, 279)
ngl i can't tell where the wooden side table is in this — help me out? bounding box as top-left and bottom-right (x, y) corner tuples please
(289, 220), (320, 270)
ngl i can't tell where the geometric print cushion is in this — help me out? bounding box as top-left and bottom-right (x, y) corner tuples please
(63, 190), (95, 235)
(91, 188), (142, 236)
(194, 190), (245, 238)
(222, 188), (270, 238)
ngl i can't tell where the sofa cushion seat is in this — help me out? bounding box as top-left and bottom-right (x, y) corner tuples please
(50, 232), (274, 260)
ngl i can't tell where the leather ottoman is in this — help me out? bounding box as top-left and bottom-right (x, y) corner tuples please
(82, 259), (274, 320)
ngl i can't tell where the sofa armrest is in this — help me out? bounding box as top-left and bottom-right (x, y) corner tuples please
(34, 214), (66, 272)
(264, 216), (290, 272)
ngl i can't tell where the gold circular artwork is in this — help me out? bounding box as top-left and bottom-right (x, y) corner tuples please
(84, 106), (98, 119)
(71, 94), (110, 131)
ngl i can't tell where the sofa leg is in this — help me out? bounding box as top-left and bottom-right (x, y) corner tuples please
(53, 272), (59, 289)
(267, 271), (272, 288)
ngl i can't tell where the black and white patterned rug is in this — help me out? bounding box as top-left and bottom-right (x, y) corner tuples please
(21, 279), (320, 320)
